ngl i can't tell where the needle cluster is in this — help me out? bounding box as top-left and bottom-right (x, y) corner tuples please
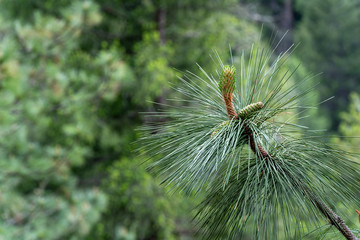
(140, 43), (360, 239)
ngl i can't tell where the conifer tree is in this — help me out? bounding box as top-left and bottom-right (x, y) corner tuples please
(296, 0), (360, 130)
(141, 43), (360, 239)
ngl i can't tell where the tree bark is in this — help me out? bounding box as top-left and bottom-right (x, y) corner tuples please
(157, 7), (166, 45)
(276, 0), (294, 53)
(281, 0), (293, 30)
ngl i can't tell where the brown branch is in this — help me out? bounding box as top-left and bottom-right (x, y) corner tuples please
(311, 192), (357, 240)
(222, 95), (358, 240)
(223, 94), (238, 119)
(242, 121), (269, 159)
(247, 123), (357, 239)
(245, 121), (357, 239)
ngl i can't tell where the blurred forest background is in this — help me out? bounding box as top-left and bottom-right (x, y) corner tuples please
(0, 0), (360, 239)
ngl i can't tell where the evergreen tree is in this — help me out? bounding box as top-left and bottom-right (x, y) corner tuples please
(295, 0), (360, 130)
(0, 1), (122, 239)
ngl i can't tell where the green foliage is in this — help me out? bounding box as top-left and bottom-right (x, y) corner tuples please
(333, 93), (360, 159)
(132, 32), (175, 104)
(171, 13), (260, 72)
(2, 0), (355, 239)
(339, 93), (360, 141)
(295, 0), (360, 129)
(141, 44), (360, 239)
(1, 1), (262, 239)
(0, 1), (129, 239)
(280, 56), (329, 130)
(91, 157), (187, 240)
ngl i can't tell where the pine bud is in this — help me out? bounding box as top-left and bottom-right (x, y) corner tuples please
(219, 65), (236, 95)
(238, 102), (264, 119)
(219, 66), (237, 119)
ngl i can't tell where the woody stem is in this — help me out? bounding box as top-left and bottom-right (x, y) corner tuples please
(222, 95), (358, 240)
(245, 121), (357, 240)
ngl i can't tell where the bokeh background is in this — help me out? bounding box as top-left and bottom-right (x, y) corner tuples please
(0, 0), (359, 239)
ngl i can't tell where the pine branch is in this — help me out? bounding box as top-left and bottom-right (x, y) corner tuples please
(141, 44), (360, 239)
(227, 82), (358, 240)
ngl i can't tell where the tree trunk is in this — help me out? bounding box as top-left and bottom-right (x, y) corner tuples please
(157, 7), (166, 45)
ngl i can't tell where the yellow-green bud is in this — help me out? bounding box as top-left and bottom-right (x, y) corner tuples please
(219, 65), (236, 95)
(238, 102), (264, 119)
